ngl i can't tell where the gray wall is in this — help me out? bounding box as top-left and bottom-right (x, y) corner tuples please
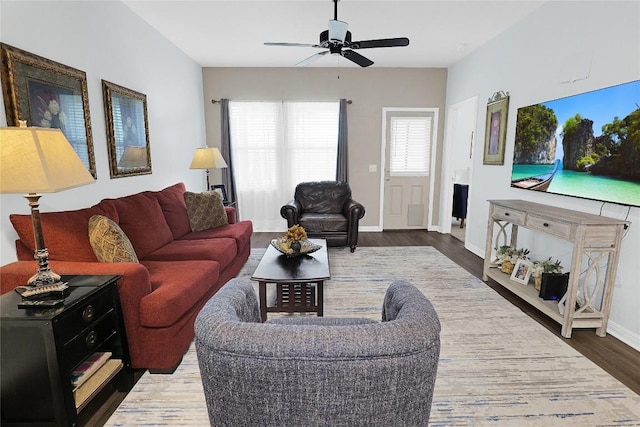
(446, 1), (640, 348)
(202, 67), (447, 229)
(0, 1), (206, 265)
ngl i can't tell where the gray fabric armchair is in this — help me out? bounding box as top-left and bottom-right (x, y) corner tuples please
(280, 181), (365, 252)
(194, 278), (441, 427)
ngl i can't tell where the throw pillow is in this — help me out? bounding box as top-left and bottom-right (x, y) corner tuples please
(183, 191), (228, 232)
(88, 215), (139, 263)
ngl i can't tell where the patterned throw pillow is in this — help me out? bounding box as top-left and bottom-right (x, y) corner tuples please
(183, 191), (228, 232)
(88, 215), (139, 263)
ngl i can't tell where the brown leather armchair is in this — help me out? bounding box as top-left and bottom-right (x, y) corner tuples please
(280, 181), (365, 252)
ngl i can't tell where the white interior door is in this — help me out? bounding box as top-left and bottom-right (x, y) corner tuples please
(441, 96), (477, 235)
(382, 109), (438, 230)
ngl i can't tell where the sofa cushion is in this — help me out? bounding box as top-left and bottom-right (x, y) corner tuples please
(139, 260), (220, 327)
(183, 191), (228, 232)
(142, 238), (237, 270)
(178, 221), (253, 252)
(88, 215), (139, 263)
(107, 193), (174, 259)
(152, 183), (192, 240)
(10, 205), (110, 262)
(299, 213), (348, 232)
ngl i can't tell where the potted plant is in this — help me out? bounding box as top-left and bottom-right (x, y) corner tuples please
(496, 246), (530, 274)
(531, 257), (563, 291)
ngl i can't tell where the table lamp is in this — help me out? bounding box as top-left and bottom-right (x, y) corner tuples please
(0, 124), (96, 298)
(189, 147), (228, 190)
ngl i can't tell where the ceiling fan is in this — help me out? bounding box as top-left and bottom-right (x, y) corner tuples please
(264, 0), (410, 67)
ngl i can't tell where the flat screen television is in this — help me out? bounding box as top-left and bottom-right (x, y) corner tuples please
(511, 80), (640, 207)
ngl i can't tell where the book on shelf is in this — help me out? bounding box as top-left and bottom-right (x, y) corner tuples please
(70, 351), (112, 389)
(74, 359), (123, 411)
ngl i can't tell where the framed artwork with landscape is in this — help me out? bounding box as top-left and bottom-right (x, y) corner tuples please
(0, 43), (96, 177)
(102, 80), (152, 178)
(483, 90), (510, 165)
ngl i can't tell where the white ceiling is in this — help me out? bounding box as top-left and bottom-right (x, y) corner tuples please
(123, 0), (546, 68)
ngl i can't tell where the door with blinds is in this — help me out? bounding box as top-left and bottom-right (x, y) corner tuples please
(382, 109), (436, 229)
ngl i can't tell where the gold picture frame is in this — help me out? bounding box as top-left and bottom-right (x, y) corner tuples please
(102, 80), (152, 178)
(483, 90), (510, 165)
(0, 43), (96, 177)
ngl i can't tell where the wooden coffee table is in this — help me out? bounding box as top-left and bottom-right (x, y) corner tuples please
(251, 238), (330, 322)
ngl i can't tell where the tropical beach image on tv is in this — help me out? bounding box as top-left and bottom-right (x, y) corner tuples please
(511, 80), (640, 207)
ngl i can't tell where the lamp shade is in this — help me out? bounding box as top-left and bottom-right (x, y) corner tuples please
(1, 127), (95, 193)
(190, 147), (228, 170)
(118, 146), (148, 168)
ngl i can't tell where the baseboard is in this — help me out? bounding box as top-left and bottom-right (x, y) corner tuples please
(607, 320), (640, 352)
(359, 225), (382, 232)
(464, 241), (485, 259)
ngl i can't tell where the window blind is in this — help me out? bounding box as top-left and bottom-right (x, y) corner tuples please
(390, 116), (431, 176)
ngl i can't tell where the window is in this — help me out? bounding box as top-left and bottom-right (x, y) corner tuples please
(389, 116), (432, 176)
(229, 101), (339, 230)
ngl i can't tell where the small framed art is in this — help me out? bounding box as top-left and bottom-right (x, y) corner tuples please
(510, 259), (533, 285)
(483, 90), (510, 165)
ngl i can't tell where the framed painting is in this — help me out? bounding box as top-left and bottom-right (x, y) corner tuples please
(0, 43), (96, 177)
(102, 80), (152, 178)
(483, 90), (510, 165)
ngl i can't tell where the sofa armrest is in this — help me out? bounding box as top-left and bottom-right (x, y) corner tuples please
(224, 206), (237, 224)
(0, 260), (152, 332)
(280, 200), (302, 227)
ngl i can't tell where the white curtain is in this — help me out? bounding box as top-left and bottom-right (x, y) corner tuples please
(229, 101), (339, 231)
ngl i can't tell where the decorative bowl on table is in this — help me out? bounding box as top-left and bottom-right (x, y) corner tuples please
(271, 238), (321, 258)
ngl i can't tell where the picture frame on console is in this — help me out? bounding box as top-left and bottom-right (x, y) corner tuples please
(483, 90), (510, 165)
(102, 80), (152, 178)
(510, 259), (533, 285)
(0, 43), (96, 178)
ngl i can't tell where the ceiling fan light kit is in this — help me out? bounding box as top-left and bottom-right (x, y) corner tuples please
(264, 0), (409, 67)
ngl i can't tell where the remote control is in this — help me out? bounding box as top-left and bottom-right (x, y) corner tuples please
(18, 299), (65, 309)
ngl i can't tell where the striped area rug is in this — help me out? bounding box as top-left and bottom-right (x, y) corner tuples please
(106, 246), (640, 426)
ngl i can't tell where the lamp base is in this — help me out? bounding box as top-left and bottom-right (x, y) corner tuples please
(14, 248), (69, 300)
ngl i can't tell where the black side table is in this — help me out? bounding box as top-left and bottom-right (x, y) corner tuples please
(1, 275), (133, 426)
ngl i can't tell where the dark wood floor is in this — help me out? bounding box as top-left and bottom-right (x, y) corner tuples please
(89, 230), (639, 425)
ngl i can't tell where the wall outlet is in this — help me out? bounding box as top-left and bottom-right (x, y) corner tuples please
(369, 164), (377, 173)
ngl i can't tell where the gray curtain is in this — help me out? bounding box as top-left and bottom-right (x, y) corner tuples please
(336, 98), (349, 182)
(220, 99), (238, 212)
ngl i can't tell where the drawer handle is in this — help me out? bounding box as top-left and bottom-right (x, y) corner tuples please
(82, 305), (95, 323)
(85, 331), (97, 349)
(543, 222), (549, 227)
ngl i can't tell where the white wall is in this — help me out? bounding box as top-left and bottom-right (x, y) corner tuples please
(0, 1), (206, 265)
(446, 1), (640, 348)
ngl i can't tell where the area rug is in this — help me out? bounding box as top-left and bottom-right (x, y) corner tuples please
(106, 247), (640, 426)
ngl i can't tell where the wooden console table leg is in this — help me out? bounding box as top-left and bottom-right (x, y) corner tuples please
(259, 281), (267, 322)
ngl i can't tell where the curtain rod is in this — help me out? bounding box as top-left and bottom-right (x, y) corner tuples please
(211, 99), (352, 104)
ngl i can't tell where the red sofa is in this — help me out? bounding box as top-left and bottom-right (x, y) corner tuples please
(0, 183), (253, 372)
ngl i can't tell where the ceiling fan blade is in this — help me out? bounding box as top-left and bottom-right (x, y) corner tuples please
(328, 19), (348, 43)
(341, 50), (373, 67)
(296, 51), (330, 67)
(264, 42), (320, 48)
(351, 37), (410, 49)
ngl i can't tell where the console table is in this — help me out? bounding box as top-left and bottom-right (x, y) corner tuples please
(482, 200), (629, 338)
